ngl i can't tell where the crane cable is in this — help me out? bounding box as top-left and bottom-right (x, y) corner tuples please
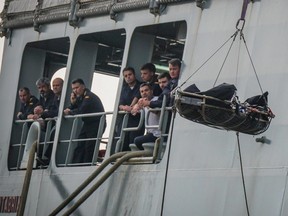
(178, 0), (264, 96)
(236, 2), (251, 216)
(236, 132), (250, 216)
(240, 32), (264, 94)
(178, 1), (254, 215)
(177, 31), (238, 90)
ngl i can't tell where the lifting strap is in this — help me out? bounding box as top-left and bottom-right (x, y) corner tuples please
(240, 0), (250, 21)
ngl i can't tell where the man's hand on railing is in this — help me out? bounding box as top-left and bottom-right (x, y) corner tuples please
(131, 104), (141, 116)
(119, 105), (132, 112)
(138, 98), (150, 107)
(63, 108), (71, 115)
(27, 114), (40, 120)
(34, 105), (44, 115)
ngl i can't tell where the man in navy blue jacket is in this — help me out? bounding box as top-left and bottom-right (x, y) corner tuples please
(139, 59), (181, 108)
(35, 77), (63, 165)
(17, 87), (39, 120)
(117, 67), (144, 151)
(64, 78), (106, 163)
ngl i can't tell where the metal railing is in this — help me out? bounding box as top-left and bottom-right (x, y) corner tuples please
(11, 118), (57, 170)
(115, 95), (172, 162)
(59, 111), (110, 166)
(10, 97), (172, 169)
(114, 109), (145, 153)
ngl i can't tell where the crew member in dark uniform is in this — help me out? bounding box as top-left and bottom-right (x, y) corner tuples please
(32, 77), (56, 120)
(117, 67), (145, 152)
(142, 58), (182, 108)
(17, 87), (39, 120)
(140, 62), (162, 96)
(31, 77), (59, 166)
(64, 78), (106, 163)
(36, 77), (64, 166)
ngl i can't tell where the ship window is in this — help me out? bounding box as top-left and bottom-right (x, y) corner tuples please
(56, 29), (125, 167)
(112, 21), (187, 164)
(8, 37), (70, 171)
(91, 73), (119, 152)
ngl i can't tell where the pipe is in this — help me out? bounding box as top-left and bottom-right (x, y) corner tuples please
(49, 151), (128, 216)
(62, 150), (152, 216)
(17, 141), (37, 216)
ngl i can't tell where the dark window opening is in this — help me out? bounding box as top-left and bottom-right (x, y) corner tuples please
(8, 37), (70, 170)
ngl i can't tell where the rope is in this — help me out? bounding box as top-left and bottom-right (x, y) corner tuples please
(235, 36), (242, 86)
(213, 31), (239, 87)
(236, 132), (250, 216)
(179, 31), (238, 89)
(160, 110), (177, 216)
(240, 32), (264, 94)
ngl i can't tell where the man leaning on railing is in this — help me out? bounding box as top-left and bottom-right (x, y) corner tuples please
(34, 77), (64, 166)
(63, 78), (106, 164)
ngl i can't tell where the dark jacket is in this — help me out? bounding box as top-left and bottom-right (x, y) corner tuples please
(150, 78), (179, 108)
(18, 95), (39, 120)
(69, 89), (106, 125)
(37, 89), (56, 119)
(119, 80), (141, 106)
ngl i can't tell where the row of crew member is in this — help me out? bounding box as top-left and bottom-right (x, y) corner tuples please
(16, 59), (181, 165)
(17, 78), (63, 121)
(17, 78), (106, 165)
(118, 59), (181, 151)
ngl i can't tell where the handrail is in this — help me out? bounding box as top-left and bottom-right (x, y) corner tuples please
(91, 115), (107, 165)
(42, 119), (55, 159)
(14, 117), (58, 124)
(17, 141), (37, 216)
(64, 117), (80, 166)
(145, 95), (168, 130)
(63, 111), (109, 166)
(122, 109), (145, 132)
(145, 108), (161, 129)
(61, 150), (153, 216)
(49, 151), (128, 216)
(158, 95), (168, 130)
(13, 118), (57, 169)
(63, 111), (112, 119)
(16, 122), (29, 170)
(115, 109), (145, 152)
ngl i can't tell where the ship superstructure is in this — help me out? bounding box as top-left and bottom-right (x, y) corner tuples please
(0, 0), (287, 215)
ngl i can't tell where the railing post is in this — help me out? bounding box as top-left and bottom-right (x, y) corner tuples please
(42, 119), (54, 158)
(115, 112), (129, 153)
(64, 117), (79, 166)
(91, 115), (106, 165)
(17, 122), (29, 170)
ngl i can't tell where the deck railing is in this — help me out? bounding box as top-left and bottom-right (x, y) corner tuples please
(12, 118), (57, 170)
(10, 97), (172, 169)
(60, 112), (109, 166)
